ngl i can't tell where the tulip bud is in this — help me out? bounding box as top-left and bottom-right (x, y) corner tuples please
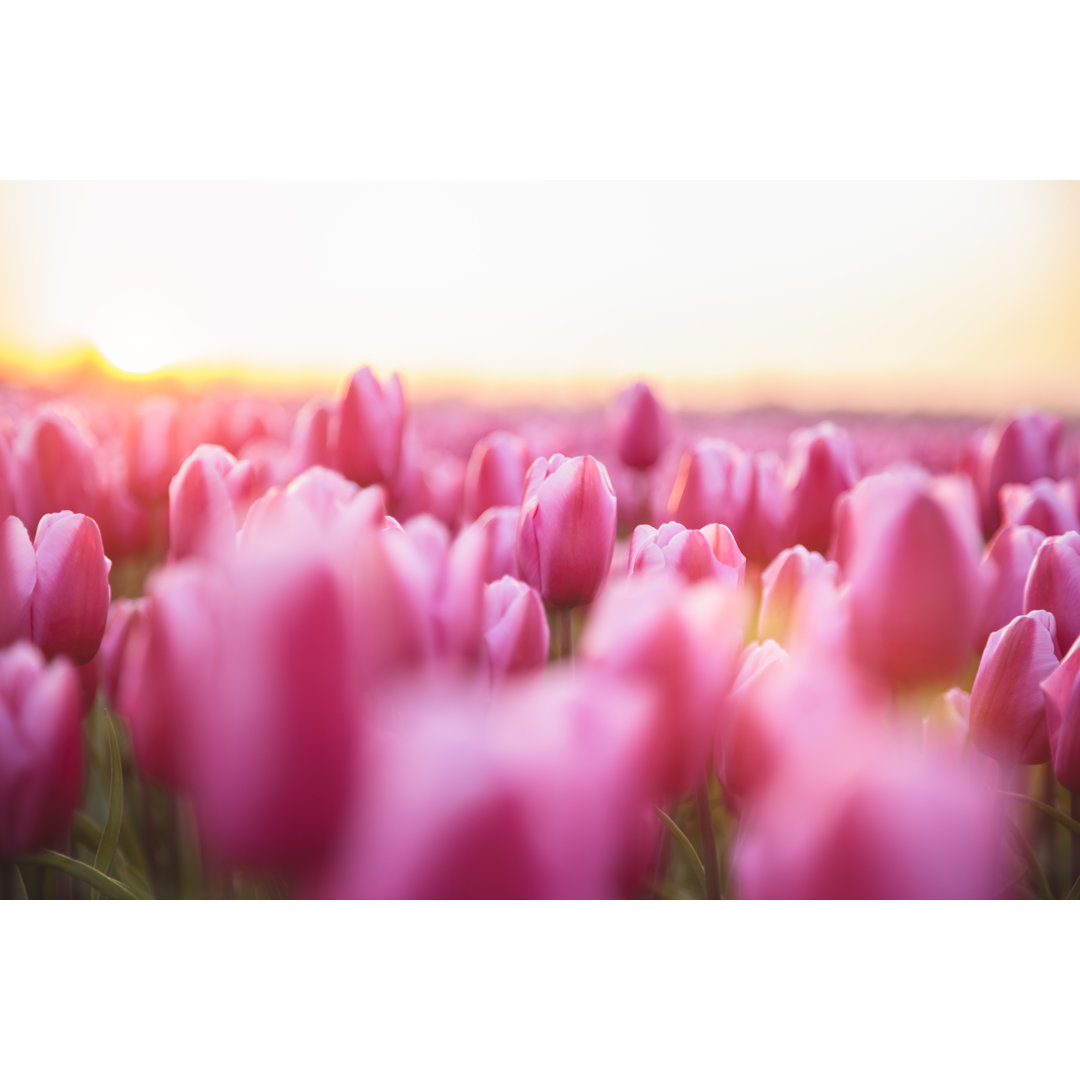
(458, 506), (519, 584)
(612, 382), (667, 471)
(628, 521), (746, 587)
(976, 524), (1046, 650)
(483, 576), (550, 679)
(31, 511), (112, 664)
(969, 611), (1057, 765)
(666, 438), (752, 535)
(13, 408), (99, 532)
(290, 396), (336, 474)
(168, 444), (257, 563)
(0, 515), (35, 647)
(758, 545), (840, 646)
(973, 410), (1064, 535)
(334, 367), (406, 487)
(1040, 636), (1080, 789)
(0, 642), (83, 856)
(999, 478), (1079, 537)
(516, 454), (617, 608)
(125, 396), (186, 503)
(463, 431), (531, 520)
(1023, 531), (1080, 656)
(785, 422), (858, 553)
(844, 472), (983, 686)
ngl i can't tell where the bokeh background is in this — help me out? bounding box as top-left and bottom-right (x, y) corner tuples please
(1, 180), (1078, 413)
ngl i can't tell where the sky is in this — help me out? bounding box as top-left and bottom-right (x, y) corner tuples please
(1, 180), (1079, 413)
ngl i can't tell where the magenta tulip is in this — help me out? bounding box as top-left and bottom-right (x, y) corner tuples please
(999, 478), (1079, 536)
(1040, 637), (1080, 789)
(463, 430), (531, 520)
(969, 610), (1058, 765)
(976, 524), (1046, 650)
(0, 642), (83, 856)
(666, 438), (752, 536)
(785, 422), (858, 554)
(843, 472), (983, 686)
(613, 382), (667, 471)
(333, 367), (406, 487)
(758, 545), (840, 646)
(0, 515), (35, 647)
(13, 408), (99, 532)
(483, 576), (550, 680)
(168, 444), (257, 563)
(1023, 531), (1080, 655)
(628, 521), (746, 587)
(516, 454), (617, 608)
(31, 511), (112, 664)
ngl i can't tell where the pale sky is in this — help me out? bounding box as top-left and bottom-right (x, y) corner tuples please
(1, 181), (1078, 411)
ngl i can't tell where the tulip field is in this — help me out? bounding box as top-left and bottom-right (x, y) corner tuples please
(3, 366), (1080, 900)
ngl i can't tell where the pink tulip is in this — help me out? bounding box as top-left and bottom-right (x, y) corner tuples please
(757, 545), (840, 646)
(733, 731), (1004, 899)
(666, 438), (752, 536)
(333, 367), (406, 487)
(843, 471), (983, 686)
(0, 515), (35, 646)
(922, 687), (972, 757)
(1040, 636), (1080, 789)
(183, 547), (359, 871)
(483, 576), (550, 680)
(516, 454), (617, 608)
(94, 456), (151, 561)
(463, 430), (531, 520)
(458, 506), (520, 584)
(124, 396), (187, 503)
(740, 450), (791, 565)
(972, 410), (1064, 535)
(31, 512), (112, 664)
(0, 642), (83, 856)
(1023, 531), (1080, 655)
(999, 478), (1079, 536)
(98, 598), (146, 712)
(968, 610), (1057, 765)
(13, 408), (99, 532)
(168, 444), (257, 563)
(628, 521), (746, 587)
(785, 422), (858, 554)
(976, 524), (1046, 650)
(583, 575), (745, 799)
(613, 382), (667, 471)
(290, 396), (336, 474)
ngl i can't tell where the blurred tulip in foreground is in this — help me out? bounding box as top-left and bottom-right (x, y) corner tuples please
(0, 642), (83, 856)
(969, 611), (1057, 765)
(516, 454), (617, 608)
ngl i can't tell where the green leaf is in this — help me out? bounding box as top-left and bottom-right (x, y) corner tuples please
(12, 865), (29, 900)
(19, 850), (145, 901)
(655, 807), (707, 893)
(1002, 790), (1080, 837)
(1066, 873), (1080, 901)
(1005, 820), (1052, 900)
(92, 707), (126, 898)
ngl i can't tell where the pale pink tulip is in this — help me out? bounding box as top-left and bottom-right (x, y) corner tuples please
(628, 521), (746, 587)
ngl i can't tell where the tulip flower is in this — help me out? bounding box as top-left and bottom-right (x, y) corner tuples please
(289, 396), (336, 474)
(333, 367), (406, 487)
(458, 506), (519, 584)
(843, 471), (983, 686)
(0, 642), (83, 857)
(516, 454), (617, 609)
(976, 524), (1046, 650)
(1040, 636), (1080, 790)
(463, 431), (531, 520)
(98, 598), (146, 712)
(968, 611), (1057, 765)
(124, 395), (187, 503)
(612, 382), (667, 471)
(757, 545), (840, 646)
(666, 438), (752, 536)
(31, 511), (112, 664)
(13, 408), (99, 532)
(972, 410), (1064, 535)
(999, 478), (1079, 537)
(482, 576), (550, 680)
(628, 521), (746, 587)
(785, 422), (858, 554)
(168, 444), (258, 563)
(0, 515), (35, 647)
(583, 575), (744, 799)
(738, 451), (791, 565)
(1023, 531), (1080, 656)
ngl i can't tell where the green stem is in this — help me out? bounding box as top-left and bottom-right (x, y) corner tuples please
(655, 807), (706, 893)
(18, 850), (145, 900)
(1004, 820), (1052, 900)
(696, 783), (721, 900)
(1002, 791), (1080, 838)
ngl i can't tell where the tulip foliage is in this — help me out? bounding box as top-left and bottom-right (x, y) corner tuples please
(2, 370), (1080, 900)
